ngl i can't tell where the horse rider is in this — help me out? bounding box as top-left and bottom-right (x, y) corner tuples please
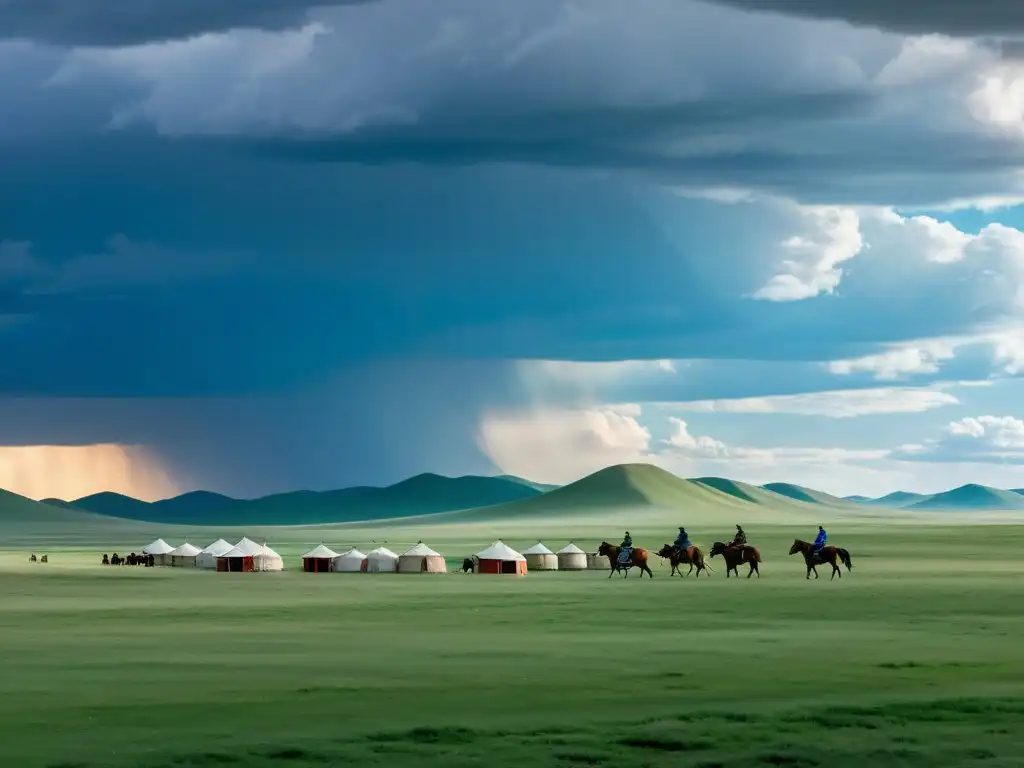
(726, 525), (747, 551)
(673, 527), (691, 555)
(812, 525), (827, 561)
(619, 531), (633, 564)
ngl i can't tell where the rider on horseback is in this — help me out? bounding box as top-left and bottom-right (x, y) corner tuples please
(619, 531), (633, 564)
(673, 527), (691, 555)
(812, 525), (827, 562)
(727, 525), (747, 550)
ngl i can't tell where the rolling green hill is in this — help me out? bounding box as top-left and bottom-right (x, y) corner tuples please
(692, 477), (794, 505)
(50, 473), (546, 526)
(430, 463), (758, 523)
(761, 482), (849, 505)
(863, 491), (932, 508)
(906, 484), (1024, 511)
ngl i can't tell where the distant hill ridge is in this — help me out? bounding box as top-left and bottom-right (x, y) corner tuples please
(16, 464), (1024, 528)
(48, 473), (551, 526)
(905, 484), (1024, 511)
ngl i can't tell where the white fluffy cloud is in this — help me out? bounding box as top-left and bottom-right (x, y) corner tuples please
(477, 404), (652, 485)
(754, 206), (864, 301)
(664, 387), (959, 418)
(478, 404), (893, 492)
(892, 414), (1024, 466)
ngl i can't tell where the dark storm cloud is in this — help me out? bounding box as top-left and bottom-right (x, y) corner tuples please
(0, 0), (374, 46)
(708, 0), (1024, 36)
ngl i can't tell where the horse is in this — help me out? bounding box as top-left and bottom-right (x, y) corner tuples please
(461, 558), (475, 573)
(788, 539), (853, 580)
(597, 542), (653, 579)
(655, 544), (710, 578)
(710, 541), (761, 578)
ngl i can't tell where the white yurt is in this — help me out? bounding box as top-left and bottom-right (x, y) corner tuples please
(217, 538), (284, 572)
(587, 551), (611, 570)
(522, 542), (558, 571)
(332, 548), (367, 573)
(197, 539), (233, 570)
(397, 542), (447, 573)
(301, 544), (339, 573)
(556, 542), (588, 571)
(143, 538), (175, 566)
(475, 540), (527, 575)
(168, 542), (202, 568)
(365, 547), (399, 573)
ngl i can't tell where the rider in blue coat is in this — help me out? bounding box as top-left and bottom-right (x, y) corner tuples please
(674, 527), (691, 550)
(813, 525), (827, 556)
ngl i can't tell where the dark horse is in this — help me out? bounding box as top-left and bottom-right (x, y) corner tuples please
(710, 541), (761, 578)
(655, 544), (710, 578)
(598, 542), (654, 579)
(461, 558), (475, 573)
(789, 539), (853, 580)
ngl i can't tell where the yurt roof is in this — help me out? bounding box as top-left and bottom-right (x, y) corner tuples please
(169, 542), (202, 557)
(557, 542), (587, 555)
(200, 539), (233, 556)
(476, 540), (526, 562)
(302, 544), (339, 559)
(230, 537), (265, 556)
(143, 538), (175, 555)
(335, 548), (367, 560)
(402, 542), (441, 557)
(367, 546), (398, 559)
(259, 544), (282, 559)
(522, 542), (554, 555)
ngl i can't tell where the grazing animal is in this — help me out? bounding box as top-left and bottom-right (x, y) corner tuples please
(461, 558), (475, 573)
(597, 541), (654, 579)
(655, 543), (710, 578)
(40, 555), (48, 563)
(789, 539), (853, 580)
(28, 554), (37, 563)
(710, 541), (761, 578)
(102, 554), (110, 565)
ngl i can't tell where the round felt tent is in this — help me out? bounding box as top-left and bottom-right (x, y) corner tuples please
(197, 539), (233, 570)
(397, 542), (447, 573)
(587, 551), (611, 570)
(475, 540), (527, 575)
(365, 547), (399, 573)
(332, 548), (367, 573)
(143, 538), (176, 566)
(301, 544), (339, 573)
(556, 542), (588, 571)
(217, 537), (283, 572)
(522, 542), (557, 571)
(168, 542), (202, 567)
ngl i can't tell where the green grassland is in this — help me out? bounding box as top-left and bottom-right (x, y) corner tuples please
(3, 480), (1024, 768)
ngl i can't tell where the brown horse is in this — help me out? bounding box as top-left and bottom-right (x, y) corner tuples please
(710, 541), (761, 578)
(655, 544), (710, 578)
(789, 539), (853, 580)
(598, 542), (653, 579)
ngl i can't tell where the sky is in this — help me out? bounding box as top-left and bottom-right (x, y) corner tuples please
(7, 1), (1024, 500)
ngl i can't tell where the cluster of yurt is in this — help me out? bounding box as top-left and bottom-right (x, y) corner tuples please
(134, 537), (609, 576)
(300, 544), (370, 573)
(216, 537), (284, 572)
